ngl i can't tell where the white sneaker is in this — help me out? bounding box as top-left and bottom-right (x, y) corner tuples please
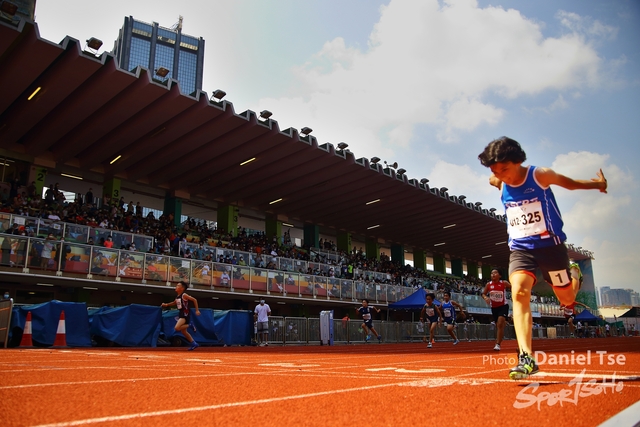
(453, 339), (460, 345)
(427, 342), (432, 348)
(493, 343), (501, 351)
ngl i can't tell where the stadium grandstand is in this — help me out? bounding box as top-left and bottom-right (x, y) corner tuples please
(0, 18), (599, 330)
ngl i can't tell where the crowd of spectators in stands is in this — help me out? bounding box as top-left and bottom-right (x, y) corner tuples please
(1, 180), (558, 304)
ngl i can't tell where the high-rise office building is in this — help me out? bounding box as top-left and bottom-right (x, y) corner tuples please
(112, 16), (205, 95)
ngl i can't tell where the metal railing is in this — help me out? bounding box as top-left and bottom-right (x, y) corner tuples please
(260, 318), (575, 345)
(1, 233), (571, 315)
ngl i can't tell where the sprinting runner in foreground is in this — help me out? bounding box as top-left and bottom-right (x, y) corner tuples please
(478, 136), (607, 379)
(419, 292), (443, 348)
(441, 291), (465, 345)
(482, 269), (511, 351)
(356, 299), (382, 343)
(161, 281), (201, 350)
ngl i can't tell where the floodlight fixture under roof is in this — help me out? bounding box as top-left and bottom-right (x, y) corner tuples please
(337, 142), (349, 150)
(155, 67), (170, 78)
(370, 157), (381, 164)
(259, 110), (272, 120)
(384, 161), (398, 169)
(300, 127), (313, 136)
(440, 187), (448, 193)
(475, 201), (483, 207)
(211, 89), (226, 101)
(0, 1), (18, 16)
(396, 168), (406, 175)
(86, 37), (103, 51)
(420, 178), (429, 184)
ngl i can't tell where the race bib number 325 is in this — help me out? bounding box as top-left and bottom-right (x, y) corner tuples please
(506, 202), (547, 239)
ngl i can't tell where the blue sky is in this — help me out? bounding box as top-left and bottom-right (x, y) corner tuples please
(34, 0), (640, 293)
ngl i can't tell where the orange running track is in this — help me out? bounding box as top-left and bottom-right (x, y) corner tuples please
(1, 337), (639, 427)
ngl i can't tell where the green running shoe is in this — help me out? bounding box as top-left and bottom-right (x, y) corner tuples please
(509, 352), (539, 380)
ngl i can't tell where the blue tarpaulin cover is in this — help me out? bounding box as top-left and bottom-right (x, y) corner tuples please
(11, 300), (92, 347)
(160, 309), (253, 346)
(89, 304), (162, 347)
(12, 301), (252, 347)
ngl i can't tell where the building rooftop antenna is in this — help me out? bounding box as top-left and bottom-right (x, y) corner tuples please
(172, 15), (183, 31)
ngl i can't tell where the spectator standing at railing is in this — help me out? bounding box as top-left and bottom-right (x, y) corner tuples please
(85, 188), (94, 206)
(482, 269), (511, 351)
(40, 233), (57, 269)
(254, 299), (272, 346)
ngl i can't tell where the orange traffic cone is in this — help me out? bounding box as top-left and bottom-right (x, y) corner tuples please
(53, 310), (67, 347)
(20, 311), (33, 347)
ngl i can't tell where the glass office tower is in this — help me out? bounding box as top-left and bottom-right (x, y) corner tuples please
(112, 16), (205, 95)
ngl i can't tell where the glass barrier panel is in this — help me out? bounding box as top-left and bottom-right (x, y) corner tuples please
(250, 253), (266, 268)
(0, 213), (11, 232)
(292, 260), (307, 274)
(27, 236), (60, 271)
(396, 286), (410, 301)
(278, 257), (294, 272)
(59, 242), (89, 274)
(118, 251), (145, 279)
(268, 270), (285, 294)
(283, 272), (300, 295)
(354, 281), (366, 300)
(144, 254), (170, 282)
(300, 274), (314, 296)
(313, 276), (328, 297)
(364, 282), (376, 301)
(133, 235), (154, 253)
(213, 262), (232, 288)
(327, 278), (340, 298)
(231, 266), (250, 290)
(191, 260), (213, 287)
(111, 231), (133, 250)
(250, 268), (268, 292)
(1, 234), (28, 268)
(376, 284), (387, 303)
(340, 279), (353, 300)
(235, 250), (250, 267)
(91, 228), (112, 247)
(37, 219), (64, 239)
(167, 257), (191, 283)
(90, 247), (119, 278)
(386, 285), (398, 303)
(464, 294), (486, 309)
(64, 224), (90, 243)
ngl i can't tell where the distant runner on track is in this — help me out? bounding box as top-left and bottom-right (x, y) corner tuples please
(356, 299), (382, 343)
(161, 281), (201, 350)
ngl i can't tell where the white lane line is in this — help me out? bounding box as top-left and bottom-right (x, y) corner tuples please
(31, 377), (468, 427)
(534, 371), (640, 381)
(597, 399), (640, 427)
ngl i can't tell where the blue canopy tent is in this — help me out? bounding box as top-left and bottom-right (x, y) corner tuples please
(388, 288), (440, 310)
(388, 288), (441, 322)
(574, 309), (599, 322)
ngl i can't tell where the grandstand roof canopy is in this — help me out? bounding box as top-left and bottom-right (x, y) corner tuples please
(0, 20), (592, 269)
